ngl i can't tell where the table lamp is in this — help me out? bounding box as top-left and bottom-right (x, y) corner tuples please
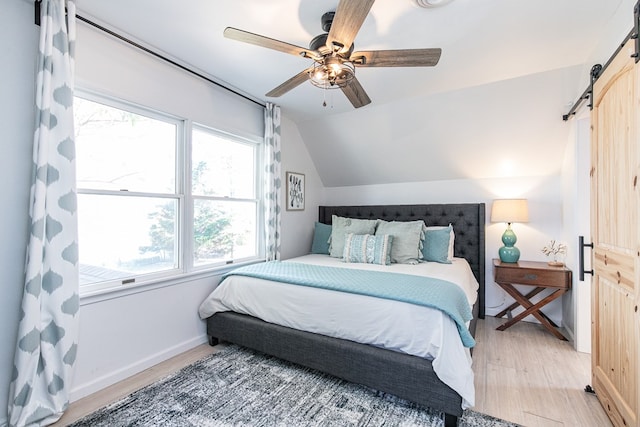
(491, 199), (529, 263)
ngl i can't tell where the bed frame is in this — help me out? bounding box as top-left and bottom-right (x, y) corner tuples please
(206, 203), (485, 426)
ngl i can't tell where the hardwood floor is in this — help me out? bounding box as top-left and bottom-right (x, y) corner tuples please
(474, 317), (611, 427)
(53, 318), (611, 426)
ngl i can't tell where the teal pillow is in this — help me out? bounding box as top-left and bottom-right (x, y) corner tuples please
(343, 233), (393, 265)
(422, 225), (453, 264)
(310, 222), (332, 254)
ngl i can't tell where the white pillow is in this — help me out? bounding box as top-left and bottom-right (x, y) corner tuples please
(375, 220), (426, 264)
(343, 233), (393, 265)
(329, 215), (378, 258)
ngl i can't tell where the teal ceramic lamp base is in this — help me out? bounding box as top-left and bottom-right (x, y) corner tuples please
(499, 223), (521, 263)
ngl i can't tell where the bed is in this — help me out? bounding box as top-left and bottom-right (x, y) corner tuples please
(200, 203), (485, 427)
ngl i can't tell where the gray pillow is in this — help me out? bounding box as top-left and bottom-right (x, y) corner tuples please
(375, 220), (426, 264)
(329, 215), (378, 258)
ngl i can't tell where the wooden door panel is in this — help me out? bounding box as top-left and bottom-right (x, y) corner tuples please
(593, 247), (636, 292)
(591, 38), (640, 427)
(593, 366), (636, 427)
(593, 58), (636, 249)
(593, 276), (637, 424)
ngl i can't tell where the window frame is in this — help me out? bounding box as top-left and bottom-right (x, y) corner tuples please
(74, 90), (265, 297)
(187, 122), (265, 272)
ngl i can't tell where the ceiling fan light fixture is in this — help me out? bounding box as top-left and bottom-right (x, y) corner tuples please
(308, 58), (355, 89)
(415, 0), (454, 8)
(224, 0), (442, 109)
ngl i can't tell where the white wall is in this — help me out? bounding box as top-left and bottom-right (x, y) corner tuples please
(300, 65), (582, 188)
(279, 113), (325, 260)
(76, 23), (264, 140)
(0, 5), (323, 415)
(3, 1), (636, 421)
(559, 0), (637, 353)
(561, 115), (591, 352)
(325, 175), (565, 323)
(0, 1), (38, 425)
(71, 275), (220, 399)
(576, 0), (638, 91)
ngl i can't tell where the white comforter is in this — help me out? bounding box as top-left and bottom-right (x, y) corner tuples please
(198, 254), (479, 408)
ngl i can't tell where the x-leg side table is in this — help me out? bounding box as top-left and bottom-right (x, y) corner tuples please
(493, 259), (572, 340)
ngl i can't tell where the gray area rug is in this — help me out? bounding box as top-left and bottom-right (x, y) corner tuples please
(69, 344), (519, 427)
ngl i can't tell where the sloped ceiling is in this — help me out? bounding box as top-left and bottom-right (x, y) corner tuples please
(75, 0), (628, 186)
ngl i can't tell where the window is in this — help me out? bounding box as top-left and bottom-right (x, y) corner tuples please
(191, 127), (258, 266)
(74, 94), (263, 293)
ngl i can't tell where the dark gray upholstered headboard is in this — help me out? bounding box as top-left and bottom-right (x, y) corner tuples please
(318, 203), (486, 318)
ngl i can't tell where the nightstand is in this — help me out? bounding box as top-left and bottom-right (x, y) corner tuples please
(493, 259), (572, 340)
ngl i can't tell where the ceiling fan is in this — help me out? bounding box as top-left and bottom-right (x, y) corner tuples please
(223, 0), (442, 108)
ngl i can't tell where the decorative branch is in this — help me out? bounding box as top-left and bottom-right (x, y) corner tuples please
(541, 240), (567, 257)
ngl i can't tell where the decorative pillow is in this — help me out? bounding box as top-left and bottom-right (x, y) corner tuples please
(422, 225), (453, 264)
(343, 233), (393, 265)
(310, 222), (332, 254)
(425, 224), (455, 261)
(329, 216), (378, 258)
(375, 220), (425, 265)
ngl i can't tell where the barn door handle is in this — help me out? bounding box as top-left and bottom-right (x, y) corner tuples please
(579, 236), (594, 281)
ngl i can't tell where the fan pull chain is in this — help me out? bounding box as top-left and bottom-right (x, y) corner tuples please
(320, 84), (334, 108)
(322, 84), (327, 107)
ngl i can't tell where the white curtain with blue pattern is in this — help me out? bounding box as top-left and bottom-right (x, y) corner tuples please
(264, 103), (281, 261)
(8, 1), (79, 425)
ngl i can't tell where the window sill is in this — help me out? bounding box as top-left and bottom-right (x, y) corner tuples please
(79, 258), (265, 306)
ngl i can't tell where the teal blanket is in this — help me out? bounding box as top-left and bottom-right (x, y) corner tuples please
(223, 261), (475, 348)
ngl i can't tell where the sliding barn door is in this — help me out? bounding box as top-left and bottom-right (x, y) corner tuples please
(590, 38), (640, 427)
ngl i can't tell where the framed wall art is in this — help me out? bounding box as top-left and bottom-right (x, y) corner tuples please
(286, 172), (305, 211)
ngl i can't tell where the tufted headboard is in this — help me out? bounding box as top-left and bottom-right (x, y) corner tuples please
(318, 203), (486, 318)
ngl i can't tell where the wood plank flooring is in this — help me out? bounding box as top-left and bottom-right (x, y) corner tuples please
(474, 317), (611, 426)
(53, 317), (611, 426)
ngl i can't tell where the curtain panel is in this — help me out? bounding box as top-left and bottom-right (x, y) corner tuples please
(264, 103), (282, 261)
(8, 1), (80, 425)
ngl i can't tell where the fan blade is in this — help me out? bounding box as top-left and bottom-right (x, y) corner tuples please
(327, 0), (375, 54)
(341, 77), (371, 108)
(351, 48), (442, 67)
(265, 67), (314, 97)
(224, 27), (319, 60)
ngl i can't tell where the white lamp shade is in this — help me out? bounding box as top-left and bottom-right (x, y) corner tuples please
(491, 199), (529, 223)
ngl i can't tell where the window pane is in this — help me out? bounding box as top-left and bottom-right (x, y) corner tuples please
(75, 97), (176, 193)
(78, 194), (178, 285)
(193, 199), (257, 266)
(192, 128), (255, 198)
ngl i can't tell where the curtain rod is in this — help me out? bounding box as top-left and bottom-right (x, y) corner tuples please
(34, 1), (265, 109)
(76, 15), (266, 108)
(563, 13), (638, 121)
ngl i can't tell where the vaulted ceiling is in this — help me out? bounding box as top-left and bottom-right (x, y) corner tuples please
(75, 0), (630, 186)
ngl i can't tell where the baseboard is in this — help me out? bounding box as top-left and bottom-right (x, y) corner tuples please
(563, 321), (576, 345)
(69, 334), (208, 402)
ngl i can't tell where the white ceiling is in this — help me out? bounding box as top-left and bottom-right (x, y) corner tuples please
(75, 0), (628, 187)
